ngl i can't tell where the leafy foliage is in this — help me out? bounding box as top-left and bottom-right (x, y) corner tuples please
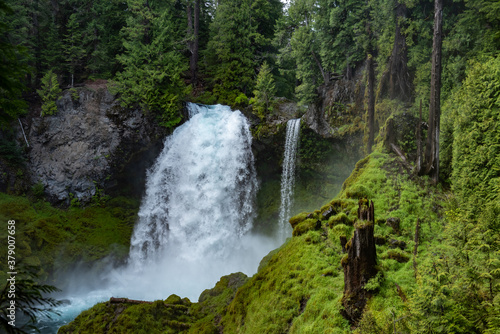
(0, 264), (61, 334)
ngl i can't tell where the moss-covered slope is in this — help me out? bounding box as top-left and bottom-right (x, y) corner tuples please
(0, 194), (138, 284)
(220, 149), (445, 333)
(59, 147), (448, 333)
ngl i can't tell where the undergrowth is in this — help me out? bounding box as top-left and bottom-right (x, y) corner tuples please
(0, 194), (138, 284)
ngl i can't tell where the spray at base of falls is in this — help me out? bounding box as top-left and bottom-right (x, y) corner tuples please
(42, 103), (279, 332)
(278, 118), (301, 242)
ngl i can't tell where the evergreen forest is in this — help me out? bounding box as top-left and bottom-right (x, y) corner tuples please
(1, 0), (500, 332)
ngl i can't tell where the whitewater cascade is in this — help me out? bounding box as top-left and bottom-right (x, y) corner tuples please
(40, 103), (276, 332)
(129, 103), (258, 266)
(278, 118), (301, 242)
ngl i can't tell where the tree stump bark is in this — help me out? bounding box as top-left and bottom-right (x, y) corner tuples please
(341, 199), (378, 325)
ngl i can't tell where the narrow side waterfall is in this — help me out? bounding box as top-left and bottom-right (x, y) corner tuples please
(129, 103), (258, 267)
(278, 118), (301, 242)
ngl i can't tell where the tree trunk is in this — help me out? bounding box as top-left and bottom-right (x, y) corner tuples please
(415, 100), (423, 174)
(191, 0), (200, 84)
(422, 0), (443, 184)
(378, 1), (411, 102)
(187, 0), (199, 85)
(367, 55), (375, 152)
(388, 2), (411, 101)
(341, 199), (377, 325)
(311, 50), (329, 84)
(413, 218), (420, 278)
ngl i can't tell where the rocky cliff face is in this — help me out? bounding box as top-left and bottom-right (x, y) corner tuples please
(303, 75), (365, 138)
(27, 86), (167, 205)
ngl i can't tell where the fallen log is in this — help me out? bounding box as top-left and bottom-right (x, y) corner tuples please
(109, 297), (153, 305)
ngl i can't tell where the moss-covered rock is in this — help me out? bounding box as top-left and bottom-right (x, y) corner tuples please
(328, 212), (351, 227)
(292, 218), (322, 236)
(288, 212), (310, 229)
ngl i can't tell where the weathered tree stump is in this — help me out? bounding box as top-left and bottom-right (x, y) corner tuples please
(341, 199), (378, 325)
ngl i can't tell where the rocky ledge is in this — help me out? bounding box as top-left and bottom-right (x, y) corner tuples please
(27, 86), (167, 205)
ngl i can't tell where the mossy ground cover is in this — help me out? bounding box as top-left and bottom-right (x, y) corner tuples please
(219, 146), (447, 333)
(0, 194), (138, 285)
(57, 146), (450, 333)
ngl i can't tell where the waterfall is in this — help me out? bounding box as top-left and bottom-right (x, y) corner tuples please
(278, 118), (301, 242)
(38, 103), (277, 331)
(129, 103), (258, 267)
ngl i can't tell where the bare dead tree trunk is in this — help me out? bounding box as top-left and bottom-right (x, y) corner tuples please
(423, 0), (443, 184)
(367, 55), (375, 152)
(311, 50), (329, 84)
(415, 100), (423, 174)
(377, 1), (411, 102)
(341, 200), (377, 325)
(192, 0), (200, 83)
(389, 2), (411, 101)
(413, 218), (420, 278)
(187, 1), (193, 37)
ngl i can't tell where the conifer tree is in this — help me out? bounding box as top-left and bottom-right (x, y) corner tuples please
(206, 0), (281, 104)
(64, 14), (85, 87)
(40, 16), (63, 75)
(113, 0), (187, 128)
(251, 61), (277, 120)
(37, 70), (61, 116)
(0, 0), (28, 127)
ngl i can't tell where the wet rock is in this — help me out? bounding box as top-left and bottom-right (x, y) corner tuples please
(374, 235), (386, 245)
(321, 206), (336, 220)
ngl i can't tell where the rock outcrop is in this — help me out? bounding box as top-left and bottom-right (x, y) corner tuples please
(27, 86), (167, 205)
(303, 75), (364, 138)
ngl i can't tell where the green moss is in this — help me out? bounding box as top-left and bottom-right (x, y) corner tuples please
(0, 193), (138, 283)
(220, 229), (349, 333)
(289, 212), (310, 229)
(292, 219), (321, 236)
(345, 184), (372, 199)
(328, 212), (351, 227)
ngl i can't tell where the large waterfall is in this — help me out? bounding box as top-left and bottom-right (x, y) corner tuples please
(129, 103), (258, 267)
(38, 104), (280, 332)
(278, 118), (301, 242)
(42, 104), (274, 332)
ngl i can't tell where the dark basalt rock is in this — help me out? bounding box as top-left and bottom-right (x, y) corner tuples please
(388, 239), (407, 250)
(26, 87), (167, 205)
(321, 205), (336, 220)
